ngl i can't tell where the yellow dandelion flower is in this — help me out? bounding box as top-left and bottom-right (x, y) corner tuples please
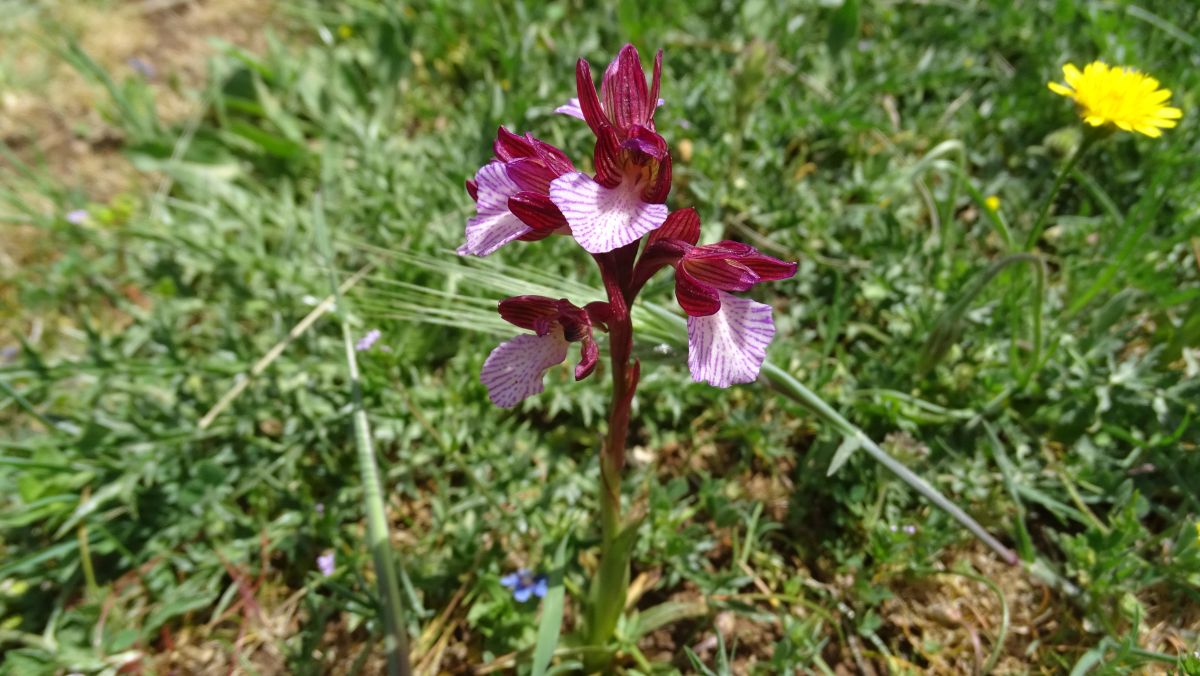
(1048, 61), (1182, 138)
(337, 24), (353, 39)
(984, 195), (1001, 211)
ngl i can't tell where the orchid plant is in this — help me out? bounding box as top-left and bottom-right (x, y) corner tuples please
(459, 44), (796, 659)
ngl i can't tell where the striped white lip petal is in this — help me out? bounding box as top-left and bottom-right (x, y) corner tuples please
(549, 171), (668, 254)
(460, 161), (530, 256)
(555, 97), (585, 120)
(686, 291), (776, 388)
(481, 329), (569, 408)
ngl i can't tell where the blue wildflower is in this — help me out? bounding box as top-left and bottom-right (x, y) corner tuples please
(355, 329), (382, 351)
(500, 568), (548, 602)
(317, 552), (335, 577)
(66, 209), (89, 225)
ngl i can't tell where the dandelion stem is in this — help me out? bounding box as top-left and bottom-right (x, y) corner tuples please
(1023, 135), (1094, 251)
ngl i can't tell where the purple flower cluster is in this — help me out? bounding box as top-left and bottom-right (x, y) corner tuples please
(460, 44), (797, 407)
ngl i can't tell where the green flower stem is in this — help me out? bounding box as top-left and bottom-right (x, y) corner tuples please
(1018, 256), (1046, 388)
(1023, 135), (1095, 252)
(586, 250), (641, 666)
(315, 193), (412, 676)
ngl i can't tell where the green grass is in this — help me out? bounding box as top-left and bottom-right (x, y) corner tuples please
(2, 0), (1199, 673)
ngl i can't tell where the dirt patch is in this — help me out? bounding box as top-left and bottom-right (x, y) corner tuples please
(1, 0), (274, 203)
(0, 0), (277, 350)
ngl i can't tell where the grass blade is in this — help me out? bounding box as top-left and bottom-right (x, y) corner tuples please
(531, 536), (570, 676)
(315, 191), (412, 676)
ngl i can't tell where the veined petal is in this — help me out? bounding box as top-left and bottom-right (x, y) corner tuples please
(462, 211), (530, 256)
(472, 161), (519, 212)
(576, 336), (599, 380)
(575, 58), (607, 135)
(683, 257), (759, 291)
(601, 44), (650, 133)
(593, 125), (625, 188)
(647, 49), (663, 125)
(555, 97), (585, 120)
(550, 172), (668, 254)
(508, 191), (569, 233)
(506, 158), (556, 194)
(647, 207), (700, 246)
(557, 96), (663, 123)
(675, 266), (721, 316)
(498, 295), (561, 332)
(461, 162), (529, 256)
(481, 329), (569, 408)
(530, 138), (576, 176)
(493, 126), (535, 162)
(686, 292), (776, 388)
(737, 251), (798, 282)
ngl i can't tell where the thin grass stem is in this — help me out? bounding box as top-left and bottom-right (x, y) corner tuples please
(315, 193), (412, 676)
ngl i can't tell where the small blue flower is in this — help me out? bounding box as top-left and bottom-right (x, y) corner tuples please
(356, 329), (382, 351)
(65, 209), (89, 225)
(499, 568), (548, 602)
(317, 552), (335, 577)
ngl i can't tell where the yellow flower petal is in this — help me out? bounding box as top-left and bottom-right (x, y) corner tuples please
(1064, 63), (1083, 85)
(1050, 60), (1182, 138)
(1048, 81), (1074, 97)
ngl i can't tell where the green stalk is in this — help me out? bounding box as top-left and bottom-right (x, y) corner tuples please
(1023, 135), (1095, 252)
(585, 251), (640, 669)
(1018, 257), (1046, 388)
(315, 194), (412, 676)
(77, 487), (98, 598)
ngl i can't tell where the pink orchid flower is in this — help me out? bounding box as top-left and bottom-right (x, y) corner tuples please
(633, 208), (797, 387)
(459, 127), (575, 257)
(464, 44), (797, 408)
(549, 45), (672, 254)
(481, 296), (608, 408)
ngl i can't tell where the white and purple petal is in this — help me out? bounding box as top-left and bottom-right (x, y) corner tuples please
(686, 291), (776, 388)
(460, 162), (530, 257)
(556, 96), (664, 122)
(481, 329), (569, 408)
(549, 172), (668, 254)
(555, 97), (586, 120)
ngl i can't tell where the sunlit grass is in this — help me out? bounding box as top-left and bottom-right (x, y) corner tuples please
(1, 0), (1198, 672)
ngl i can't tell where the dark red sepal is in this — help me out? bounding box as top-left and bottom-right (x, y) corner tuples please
(674, 267), (722, 317)
(493, 126), (535, 161)
(509, 191), (569, 233)
(575, 58), (607, 136)
(647, 207), (700, 246)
